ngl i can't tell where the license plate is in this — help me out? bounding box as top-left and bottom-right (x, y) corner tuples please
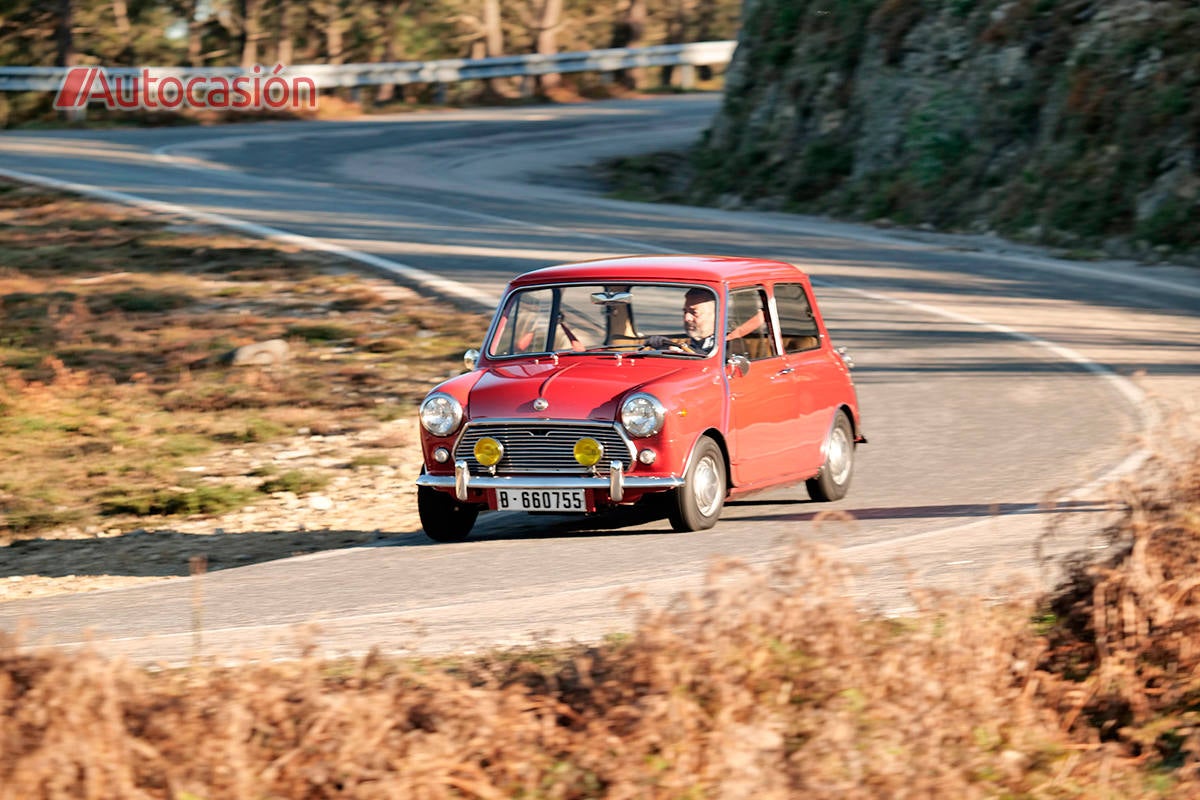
(496, 488), (586, 512)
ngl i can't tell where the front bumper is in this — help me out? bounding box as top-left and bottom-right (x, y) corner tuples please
(417, 460), (684, 504)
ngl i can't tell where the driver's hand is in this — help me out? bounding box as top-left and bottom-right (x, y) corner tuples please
(644, 335), (675, 349)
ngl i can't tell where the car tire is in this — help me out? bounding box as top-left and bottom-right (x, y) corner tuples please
(667, 436), (726, 532)
(418, 485), (480, 542)
(806, 410), (855, 502)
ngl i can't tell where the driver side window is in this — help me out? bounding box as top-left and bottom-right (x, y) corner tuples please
(726, 287), (778, 361)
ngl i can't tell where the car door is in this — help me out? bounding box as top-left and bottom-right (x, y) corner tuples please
(774, 281), (839, 475)
(724, 285), (803, 486)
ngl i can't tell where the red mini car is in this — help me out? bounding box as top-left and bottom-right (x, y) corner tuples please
(415, 255), (865, 541)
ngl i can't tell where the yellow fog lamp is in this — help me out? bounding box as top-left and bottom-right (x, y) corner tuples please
(573, 437), (605, 467)
(473, 437), (504, 467)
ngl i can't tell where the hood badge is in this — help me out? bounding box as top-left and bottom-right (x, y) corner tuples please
(533, 397), (549, 412)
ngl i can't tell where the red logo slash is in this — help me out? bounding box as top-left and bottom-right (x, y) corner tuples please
(53, 67), (101, 108)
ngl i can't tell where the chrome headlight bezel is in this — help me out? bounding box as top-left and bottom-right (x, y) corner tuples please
(420, 392), (464, 437)
(620, 392), (666, 438)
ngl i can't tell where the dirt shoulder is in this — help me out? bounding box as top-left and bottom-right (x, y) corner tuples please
(0, 179), (487, 602)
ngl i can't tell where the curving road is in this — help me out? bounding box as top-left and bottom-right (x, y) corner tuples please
(2, 95), (1198, 663)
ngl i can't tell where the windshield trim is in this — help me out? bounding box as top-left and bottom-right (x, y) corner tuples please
(482, 280), (721, 363)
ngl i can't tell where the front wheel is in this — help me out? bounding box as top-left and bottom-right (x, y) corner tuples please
(418, 485), (480, 542)
(667, 436), (727, 532)
(806, 410), (855, 502)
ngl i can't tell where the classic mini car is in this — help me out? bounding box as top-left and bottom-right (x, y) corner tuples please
(415, 255), (865, 541)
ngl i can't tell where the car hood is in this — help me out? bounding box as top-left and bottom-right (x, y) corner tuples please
(467, 358), (690, 421)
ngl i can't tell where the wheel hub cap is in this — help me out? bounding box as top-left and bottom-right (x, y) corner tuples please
(694, 455), (721, 516)
(827, 428), (851, 486)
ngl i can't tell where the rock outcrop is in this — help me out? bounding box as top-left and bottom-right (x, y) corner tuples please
(694, 0), (1199, 257)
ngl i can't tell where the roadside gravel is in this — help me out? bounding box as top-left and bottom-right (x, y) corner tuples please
(0, 180), (479, 604)
(1, 422), (427, 603)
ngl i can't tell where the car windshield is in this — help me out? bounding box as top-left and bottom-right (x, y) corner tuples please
(487, 283), (719, 359)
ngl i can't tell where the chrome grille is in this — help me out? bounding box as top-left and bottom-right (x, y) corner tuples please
(455, 421), (634, 476)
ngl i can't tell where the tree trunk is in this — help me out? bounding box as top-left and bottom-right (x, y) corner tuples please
(111, 0), (133, 62)
(374, 0), (410, 104)
(693, 0), (718, 81)
(610, 0), (646, 90)
(321, 1), (348, 101)
(56, 0), (74, 67)
(480, 0), (515, 97)
(325, 4), (345, 65)
(241, 0), (263, 70)
(482, 0), (503, 60)
(276, 0), (295, 66)
(535, 0), (564, 93)
(187, 0), (204, 67)
(660, 0), (691, 88)
(376, 37), (397, 103)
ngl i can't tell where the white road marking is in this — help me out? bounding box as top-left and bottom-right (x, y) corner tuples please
(0, 165), (497, 309)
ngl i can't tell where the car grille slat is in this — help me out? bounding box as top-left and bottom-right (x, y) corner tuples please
(455, 422), (633, 476)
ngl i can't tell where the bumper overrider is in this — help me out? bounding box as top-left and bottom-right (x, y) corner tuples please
(416, 460), (684, 504)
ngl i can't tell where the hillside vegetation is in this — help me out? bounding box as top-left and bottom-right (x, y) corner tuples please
(623, 0), (1199, 260)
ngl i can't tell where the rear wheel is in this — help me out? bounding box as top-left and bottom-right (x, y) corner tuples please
(668, 436), (727, 532)
(806, 410), (855, 502)
(418, 485), (479, 542)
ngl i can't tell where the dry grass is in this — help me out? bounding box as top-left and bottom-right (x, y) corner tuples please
(0, 179), (488, 543)
(2, 439), (1198, 798)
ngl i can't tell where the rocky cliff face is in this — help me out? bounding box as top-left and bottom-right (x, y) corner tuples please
(695, 0), (1199, 257)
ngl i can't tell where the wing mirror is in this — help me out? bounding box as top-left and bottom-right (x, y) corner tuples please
(463, 348), (480, 371)
(726, 353), (750, 378)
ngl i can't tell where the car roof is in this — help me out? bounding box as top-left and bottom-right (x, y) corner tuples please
(508, 255), (810, 288)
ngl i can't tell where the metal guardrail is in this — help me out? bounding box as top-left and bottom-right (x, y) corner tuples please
(0, 41), (736, 92)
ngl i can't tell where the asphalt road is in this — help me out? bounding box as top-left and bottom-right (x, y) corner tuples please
(2, 95), (1198, 663)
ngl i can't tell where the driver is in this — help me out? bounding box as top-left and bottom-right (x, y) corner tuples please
(645, 288), (716, 354)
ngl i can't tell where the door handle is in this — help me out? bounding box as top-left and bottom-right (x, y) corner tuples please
(776, 367), (794, 375)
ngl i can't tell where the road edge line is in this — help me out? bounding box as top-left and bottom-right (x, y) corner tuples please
(0, 166), (497, 312)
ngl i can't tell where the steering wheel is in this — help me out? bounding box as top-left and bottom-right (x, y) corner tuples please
(639, 342), (686, 353)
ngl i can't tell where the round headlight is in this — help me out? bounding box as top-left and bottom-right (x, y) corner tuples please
(419, 392), (463, 437)
(474, 436), (504, 466)
(620, 393), (666, 438)
(573, 437), (604, 467)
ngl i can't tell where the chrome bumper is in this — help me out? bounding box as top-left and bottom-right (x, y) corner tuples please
(417, 460), (684, 504)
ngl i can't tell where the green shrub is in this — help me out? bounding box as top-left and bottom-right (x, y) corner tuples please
(1136, 197), (1200, 249)
(99, 484), (256, 517)
(258, 469), (330, 495)
(97, 290), (193, 314)
(286, 323), (359, 342)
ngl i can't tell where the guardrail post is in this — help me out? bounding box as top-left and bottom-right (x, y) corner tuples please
(680, 64), (695, 90)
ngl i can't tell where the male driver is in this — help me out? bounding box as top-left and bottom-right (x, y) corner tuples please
(645, 288), (716, 354)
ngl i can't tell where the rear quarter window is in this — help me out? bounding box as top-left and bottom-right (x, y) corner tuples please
(774, 283), (821, 353)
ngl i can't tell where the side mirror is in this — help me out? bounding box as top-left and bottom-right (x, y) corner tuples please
(726, 353), (750, 378)
(463, 348), (480, 371)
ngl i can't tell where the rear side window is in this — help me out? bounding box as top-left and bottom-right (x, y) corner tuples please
(775, 283), (821, 353)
